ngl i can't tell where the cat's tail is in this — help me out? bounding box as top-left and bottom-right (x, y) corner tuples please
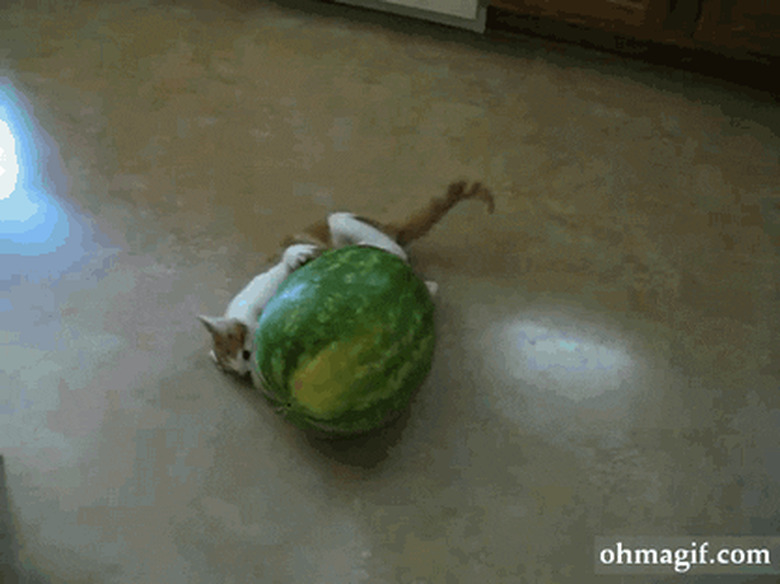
(279, 180), (494, 250)
(377, 180), (495, 246)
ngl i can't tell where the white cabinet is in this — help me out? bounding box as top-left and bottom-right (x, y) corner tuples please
(333, 0), (486, 32)
(383, 0), (479, 20)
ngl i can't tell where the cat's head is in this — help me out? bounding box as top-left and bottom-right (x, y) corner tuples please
(198, 316), (252, 377)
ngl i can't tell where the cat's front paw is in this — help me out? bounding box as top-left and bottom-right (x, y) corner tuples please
(425, 281), (438, 297)
(283, 244), (322, 270)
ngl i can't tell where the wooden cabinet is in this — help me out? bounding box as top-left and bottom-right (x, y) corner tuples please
(695, 0), (780, 57)
(489, 0), (780, 61)
(489, 0), (669, 38)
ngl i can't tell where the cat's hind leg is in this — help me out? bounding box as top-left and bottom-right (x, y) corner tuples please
(328, 212), (408, 261)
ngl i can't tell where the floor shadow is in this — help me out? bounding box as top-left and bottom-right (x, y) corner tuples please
(230, 374), (415, 469)
(301, 404), (413, 468)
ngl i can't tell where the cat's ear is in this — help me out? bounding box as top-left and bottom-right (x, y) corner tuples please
(198, 316), (247, 343)
(198, 315), (233, 337)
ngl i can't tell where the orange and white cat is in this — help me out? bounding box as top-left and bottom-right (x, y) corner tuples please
(199, 180), (494, 381)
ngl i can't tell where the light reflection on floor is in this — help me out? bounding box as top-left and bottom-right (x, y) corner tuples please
(0, 117), (20, 201)
(504, 320), (634, 401)
(481, 310), (635, 402)
(0, 78), (89, 281)
(448, 286), (644, 444)
(462, 292), (642, 439)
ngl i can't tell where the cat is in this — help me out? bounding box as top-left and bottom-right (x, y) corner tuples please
(199, 180), (494, 382)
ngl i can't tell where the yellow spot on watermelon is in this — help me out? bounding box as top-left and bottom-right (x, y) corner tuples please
(290, 331), (378, 418)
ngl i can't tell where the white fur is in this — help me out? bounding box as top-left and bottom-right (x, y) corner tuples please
(225, 264), (289, 324)
(224, 245), (321, 329)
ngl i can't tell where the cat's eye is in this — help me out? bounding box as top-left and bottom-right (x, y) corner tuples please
(242, 350), (251, 360)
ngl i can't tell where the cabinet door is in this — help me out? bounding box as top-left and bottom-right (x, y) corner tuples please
(489, 0), (669, 36)
(695, 0), (780, 57)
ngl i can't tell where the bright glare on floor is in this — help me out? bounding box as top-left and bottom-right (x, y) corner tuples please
(0, 118), (19, 201)
(0, 80), (72, 260)
(493, 320), (634, 402)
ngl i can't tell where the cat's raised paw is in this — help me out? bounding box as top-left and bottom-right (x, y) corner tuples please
(425, 281), (438, 297)
(283, 244), (322, 270)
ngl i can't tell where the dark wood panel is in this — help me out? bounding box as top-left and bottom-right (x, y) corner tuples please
(489, 0), (669, 37)
(695, 0), (780, 57)
(488, 0), (780, 62)
(486, 6), (779, 95)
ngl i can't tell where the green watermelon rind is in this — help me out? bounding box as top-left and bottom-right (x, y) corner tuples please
(254, 246), (435, 436)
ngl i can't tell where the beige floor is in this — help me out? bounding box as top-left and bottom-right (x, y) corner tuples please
(1, 0), (778, 582)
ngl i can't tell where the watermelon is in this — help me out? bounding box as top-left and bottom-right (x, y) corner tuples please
(254, 245), (436, 436)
